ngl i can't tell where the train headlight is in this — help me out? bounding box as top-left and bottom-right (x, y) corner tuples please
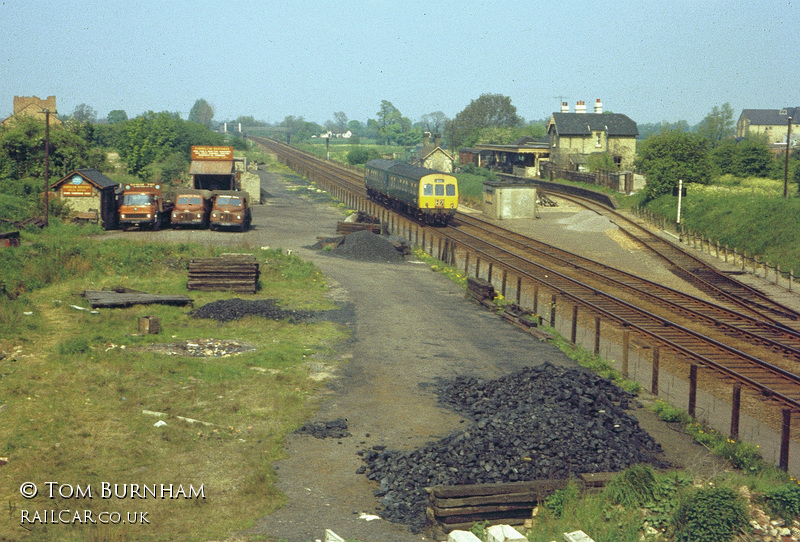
(212, 212), (217, 218)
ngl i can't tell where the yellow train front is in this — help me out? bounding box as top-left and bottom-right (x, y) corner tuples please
(364, 160), (458, 225)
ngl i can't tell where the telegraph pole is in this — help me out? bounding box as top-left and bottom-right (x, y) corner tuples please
(785, 117), (793, 199)
(44, 109), (51, 227)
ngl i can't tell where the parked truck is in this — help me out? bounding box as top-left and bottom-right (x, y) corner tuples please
(171, 188), (212, 228)
(209, 190), (251, 232)
(118, 183), (173, 230)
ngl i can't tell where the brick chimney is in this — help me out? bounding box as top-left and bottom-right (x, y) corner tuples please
(575, 100), (587, 114)
(423, 131), (431, 146)
(561, 102), (569, 113)
(594, 99), (603, 114)
(434, 133), (442, 148)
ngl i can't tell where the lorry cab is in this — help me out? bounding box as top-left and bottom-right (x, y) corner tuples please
(209, 190), (251, 232)
(118, 183), (172, 230)
(172, 189), (211, 228)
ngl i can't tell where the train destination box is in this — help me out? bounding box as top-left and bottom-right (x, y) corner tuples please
(482, 179), (537, 220)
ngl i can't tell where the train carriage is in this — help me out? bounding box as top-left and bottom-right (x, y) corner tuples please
(364, 159), (458, 225)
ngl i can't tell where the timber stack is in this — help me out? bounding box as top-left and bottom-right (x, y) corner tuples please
(426, 473), (613, 534)
(187, 253), (259, 293)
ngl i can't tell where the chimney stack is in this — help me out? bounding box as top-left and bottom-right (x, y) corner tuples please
(594, 99), (603, 114)
(423, 131), (431, 146)
(561, 102), (569, 113)
(575, 100), (586, 114)
(434, 133), (441, 148)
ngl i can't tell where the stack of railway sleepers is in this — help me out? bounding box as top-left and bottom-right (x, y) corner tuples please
(466, 277), (496, 308)
(426, 474), (613, 533)
(187, 253), (259, 293)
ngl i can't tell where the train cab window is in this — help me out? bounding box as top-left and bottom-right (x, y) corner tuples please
(423, 184), (433, 196)
(435, 184), (444, 196)
(446, 184), (456, 196)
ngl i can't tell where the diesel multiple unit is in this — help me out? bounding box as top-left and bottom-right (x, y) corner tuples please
(364, 160), (458, 225)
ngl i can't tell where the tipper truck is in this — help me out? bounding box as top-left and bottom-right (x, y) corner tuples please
(118, 183), (173, 230)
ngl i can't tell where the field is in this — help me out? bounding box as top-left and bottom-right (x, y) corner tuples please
(0, 224), (348, 541)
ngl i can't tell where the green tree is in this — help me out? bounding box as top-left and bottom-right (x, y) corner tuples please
(446, 94), (521, 150)
(696, 103), (735, 147)
(419, 111), (449, 134)
(735, 136), (774, 177)
(70, 103), (98, 124)
(635, 130), (713, 200)
(188, 99), (215, 128)
(107, 110), (128, 125)
(376, 100), (402, 145)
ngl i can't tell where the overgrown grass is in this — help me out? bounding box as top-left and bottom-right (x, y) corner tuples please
(0, 227), (349, 541)
(643, 178), (800, 275)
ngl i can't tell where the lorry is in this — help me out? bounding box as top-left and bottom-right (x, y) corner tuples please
(171, 188), (212, 228)
(209, 190), (251, 232)
(118, 183), (173, 230)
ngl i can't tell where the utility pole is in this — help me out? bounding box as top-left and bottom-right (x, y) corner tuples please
(43, 109), (52, 227)
(785, 116), (793, 199)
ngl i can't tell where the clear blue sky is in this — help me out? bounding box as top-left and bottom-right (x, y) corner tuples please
(1, 0), (797, 128)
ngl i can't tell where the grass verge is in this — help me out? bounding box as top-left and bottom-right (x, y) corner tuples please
(1, 227), (349, 541)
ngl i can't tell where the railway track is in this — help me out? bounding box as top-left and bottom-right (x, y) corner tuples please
(543, 190), (800, 331)
(251, 137), (800, 468)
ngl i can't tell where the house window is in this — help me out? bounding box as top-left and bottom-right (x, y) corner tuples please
(614, 155), (622, 167)
(595, 132), (602, 147)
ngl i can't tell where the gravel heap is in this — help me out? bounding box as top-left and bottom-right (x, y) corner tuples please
(188, 298), (315, 323)
(359, 362), (669, 532)
(329, 230), (404, 262)
(295, 418), (351, 439)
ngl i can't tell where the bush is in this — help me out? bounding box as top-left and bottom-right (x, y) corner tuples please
(346, 147), (379, 165)
(673, 487), (749, 542)
(606, 464), (658, 507)
(543, 481), (580, 518)
(764, 483), (800, 520)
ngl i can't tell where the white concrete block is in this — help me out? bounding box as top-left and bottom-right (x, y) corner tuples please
(564, 530), (595, 542)
(448, 530), (483, 542)
(487, 524), (527, 542)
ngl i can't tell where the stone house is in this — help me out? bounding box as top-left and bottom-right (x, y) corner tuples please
(51, 169), (119, 229)
(1, 95), (63, 126)
(546, 100), (638, 171)
(736, 107), (799, 148)
(412, 132), (454, 172)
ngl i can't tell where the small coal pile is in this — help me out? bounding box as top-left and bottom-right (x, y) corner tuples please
(328, 230), (404, 262)
(295, 418), (351, 439)
(189, 298), (315, 323)
(360, 362), (668, 533)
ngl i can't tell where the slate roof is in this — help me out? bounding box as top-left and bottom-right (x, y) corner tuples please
(54, 168), (118, 189)
(549, 113), (638, 137)
(739, 107), (800, 125)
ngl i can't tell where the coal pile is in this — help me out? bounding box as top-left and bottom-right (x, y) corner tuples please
(359, 362), (669, 533)
(318, 230), (404, 262)
(295, 418), (351, 439)
(188, 298), (315, 323)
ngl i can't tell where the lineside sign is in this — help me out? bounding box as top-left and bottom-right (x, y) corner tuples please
(191, 146), (233, 161)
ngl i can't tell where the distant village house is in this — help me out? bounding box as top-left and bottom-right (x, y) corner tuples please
(412, 132), (454, 173)
(737, 107), (799, 152)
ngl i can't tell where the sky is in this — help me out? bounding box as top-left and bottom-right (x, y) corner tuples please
(1, 0), (798, 128)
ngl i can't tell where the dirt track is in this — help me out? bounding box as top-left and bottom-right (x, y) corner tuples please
(104, 166), (728, 541)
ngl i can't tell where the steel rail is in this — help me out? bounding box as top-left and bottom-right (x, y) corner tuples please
(453, 213), (800, 361)
(548, 191), (800, 328)
(445, 226), (800, 412)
